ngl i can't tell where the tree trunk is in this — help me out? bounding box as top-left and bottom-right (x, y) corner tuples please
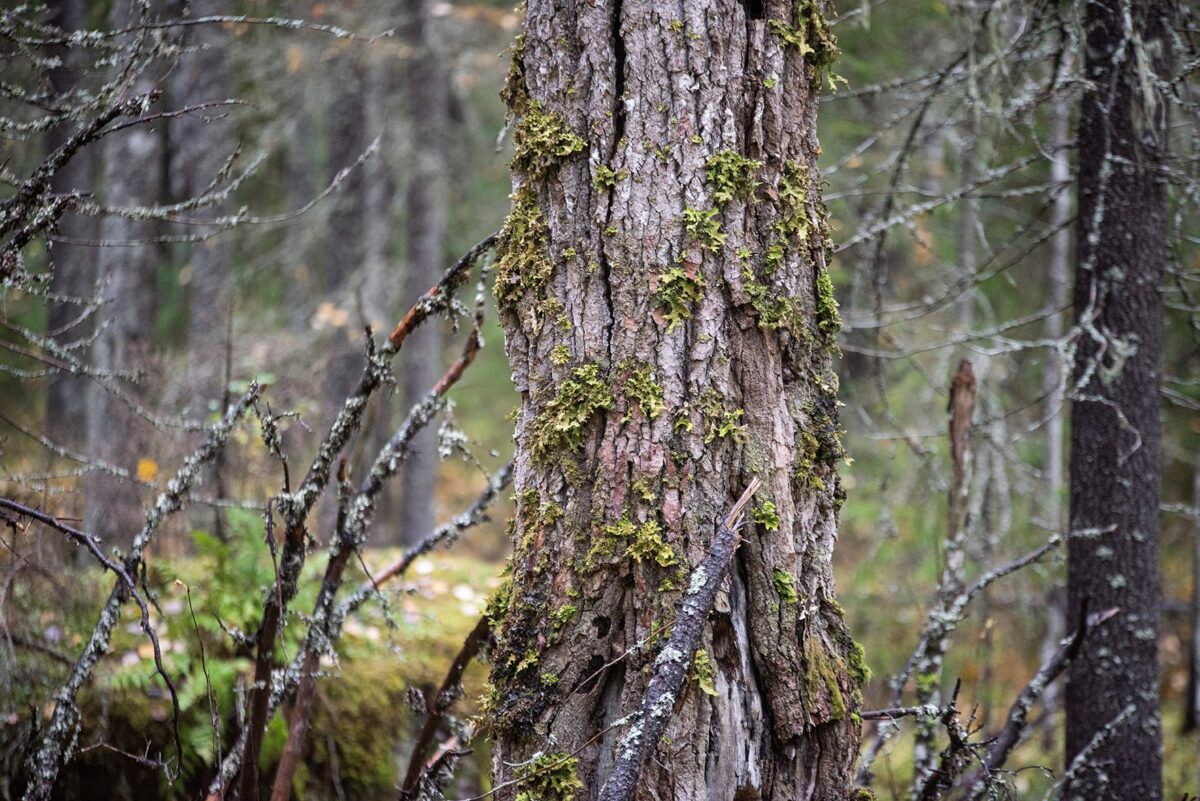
(83, 2), (165, 550)
(396, 0), (449, 545)
(44, 0), (97, 455)
(171, 0), (233, 411)
(488, 3), (862, 799)
(1064, 2), (1172, 799)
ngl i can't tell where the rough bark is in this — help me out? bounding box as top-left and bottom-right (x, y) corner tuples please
(83, 1), (165, 551)
(1064, 2), (1172, 799)
(44, 0), (97, 454)
(487, 3), (861, 799)
(396, 0), (450, 546)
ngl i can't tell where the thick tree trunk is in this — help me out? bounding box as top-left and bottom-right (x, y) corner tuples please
(44, 0), (97, 455)
(396, 0), (449, 545)
(488, 3), (861, 799)
(83, 2), (165, 550)
(1064, 2), (1172, 799)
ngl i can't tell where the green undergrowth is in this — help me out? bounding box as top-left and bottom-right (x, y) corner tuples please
(5, 512), (499, 800)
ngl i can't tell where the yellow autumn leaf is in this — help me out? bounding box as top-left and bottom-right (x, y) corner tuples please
(136, 458), (158, 482)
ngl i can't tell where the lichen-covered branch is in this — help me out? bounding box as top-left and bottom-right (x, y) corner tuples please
(596, 478), (761, 801)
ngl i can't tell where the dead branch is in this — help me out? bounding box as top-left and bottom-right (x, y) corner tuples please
(596, 477), (762, 801)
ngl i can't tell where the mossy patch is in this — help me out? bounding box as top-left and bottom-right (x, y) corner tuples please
(815, 268), (842, 346)
(494, 188), (552, 310)
(512, 101), (586, 181)
(515, 752), (584, 801)
(528, 363), (613, 464)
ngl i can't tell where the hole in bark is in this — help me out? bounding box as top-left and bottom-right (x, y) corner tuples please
(592, 615), (611, 637)
(578, 654), (607, 693)
(739, 0), (765, 20)
(734, 787), (761, 801)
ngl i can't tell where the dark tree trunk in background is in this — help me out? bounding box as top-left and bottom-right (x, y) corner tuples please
(396, 0), (449, 545)
(83, 1), (165, 550)
(171, 0), (233, 412)
(488, 2), (861, 798)
(44, 0), (96, 454)
(1064, 2), (1172, 799)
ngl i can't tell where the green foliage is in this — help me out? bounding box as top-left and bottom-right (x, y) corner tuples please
(682, 207), (726, 252)
(654, 266), (705, 332)
(515, 752), (584, 801)
(704, 150), (762, 206)
(528, 363), (613, 463)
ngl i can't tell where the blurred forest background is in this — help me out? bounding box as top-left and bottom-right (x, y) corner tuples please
(1, 1), (1199, 799)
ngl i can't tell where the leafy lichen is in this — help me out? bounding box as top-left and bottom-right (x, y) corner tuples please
(815, 268), (842, 345)
(692, 648), (719, 697)
(682, 207), (726, 253)
(528, 363), (613, 464)
(515, 752), (584, 801)
(753, 500), (781, 532)
(618, 360), (665, 421)
(592, 164), (629, 191)
(653, 266), (704, 332)
(586, 514), (676, 570)
(494, 188), (552, 310)
(512, 101), (586, 181)
(773, 568), (800, 604)
(704, 150), (763, 206)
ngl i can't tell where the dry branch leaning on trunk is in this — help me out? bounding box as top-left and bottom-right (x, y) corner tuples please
(596, 478), (761, 801)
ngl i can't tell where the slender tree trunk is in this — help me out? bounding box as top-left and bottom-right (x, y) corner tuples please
(171, 0), (233, 411)
(44, 0), (97, 455)
(84, 2), (165, 550)
(1037, 86), (1072, 744)
(396, 0), (449, 545)
(1064, 3), (1172, 799)
(488, 3), (861, 799)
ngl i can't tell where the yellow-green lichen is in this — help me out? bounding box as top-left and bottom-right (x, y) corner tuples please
(550, 344), (571, 366)
(618, 360), (665, 421)
(692, 649), (719, 697)
(587, 515), (676, 570)
(704, 150), (763, 206)
(515, 752), (584, 801)
(550, 604), (578, 630)
(753, 500), (781, 532)
(592, 164), (629, 191)
(528, 363), (613, 464)
(654, 266), (704, 332)
(512, 101), (586, 181)
(682, 207), (726, 253)
(699, 391), (747, 444)
(494, 188), (552, 310)
(848, 640), (872, 687)
(773, 568), (800, 604)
